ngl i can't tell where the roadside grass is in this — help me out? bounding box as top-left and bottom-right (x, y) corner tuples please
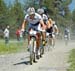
(0, 40), (28, 55)
(67, 49), (75, 71)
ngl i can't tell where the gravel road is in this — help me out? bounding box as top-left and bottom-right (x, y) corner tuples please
(0, 40), (75, 71)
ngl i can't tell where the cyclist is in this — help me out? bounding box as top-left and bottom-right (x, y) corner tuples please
(46, 18), (59, 48)
(64, 27), (70, 39)
(37, 8), (49, 46)
(21, 7), (46, 59)
(64, 27), (70, 45)
(52, 21), (59, 47)
(46, 18), (54, 48)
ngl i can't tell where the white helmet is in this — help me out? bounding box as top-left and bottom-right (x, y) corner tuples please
(27, 7), (35, 15)
(37, 8), (44, 14)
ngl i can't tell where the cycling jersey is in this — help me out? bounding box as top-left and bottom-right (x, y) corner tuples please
(42, 14), (48, 24)
(24, 13), (43, 31)
(46, 27), (53, 34)
(25, 13), (42, 25)
(64, 28), (69, 36)
(53, 24), (58, 34)
(46, 22), (58, 38)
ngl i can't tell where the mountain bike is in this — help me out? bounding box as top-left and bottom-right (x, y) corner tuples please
(25, 28), (43, 64)
(64, 35), (69, 46)
(46, 33), (54, 51)
(25, 30), (37, 65)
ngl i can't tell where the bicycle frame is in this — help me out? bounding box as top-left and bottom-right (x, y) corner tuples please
(25, 29), (41, 64)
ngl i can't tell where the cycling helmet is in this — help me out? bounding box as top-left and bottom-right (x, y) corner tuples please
(37, 8), (44, 14)
(27, 7), (35, 15)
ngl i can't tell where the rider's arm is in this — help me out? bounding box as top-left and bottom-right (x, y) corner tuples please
(22, 14), (28, 31)
(48, 18), (53, 24)
(54, 25), (59, 34)
(48, 18), (53, 27)
(47, 20), (53, 28)
(40, 19), (46, 29)
(22, 20), (26, 30)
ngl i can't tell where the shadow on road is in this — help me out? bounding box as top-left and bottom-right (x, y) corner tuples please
(13, 60), (30, 65)
(13, 56), (30, 65)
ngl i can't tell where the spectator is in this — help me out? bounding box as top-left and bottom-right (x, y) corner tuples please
(4, 26), (10, 44)
(20, 29), (23, 41)
(16, 27), (20, 41)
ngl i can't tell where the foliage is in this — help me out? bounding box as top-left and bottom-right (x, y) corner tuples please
(40, 0), (72, 33)
(0, 0), (24, 30)
(0, 40), (27, 54)
(72, 9), (75, 22)
(0, 0), (8, 29)
(0, 0), (74, 37)
(67, 49), (75, 71)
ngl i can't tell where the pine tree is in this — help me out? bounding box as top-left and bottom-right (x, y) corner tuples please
(0, 0), (8, 29)
(9, 0), (24, 27)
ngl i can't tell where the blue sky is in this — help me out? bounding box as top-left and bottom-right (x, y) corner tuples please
(4, 0), (75, 11)
(69, 0), (75, 11)
(4, 0), (25, 5)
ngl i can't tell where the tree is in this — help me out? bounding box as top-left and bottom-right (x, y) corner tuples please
(41, 0), (72, 33)
(23, 0), (38, 10)
(9, 0), (24, 28)
(71, 9), (75, 32)
(0, 0), (7, 15)
(72, 9), (75, 22)
(0, 0), (8, 29)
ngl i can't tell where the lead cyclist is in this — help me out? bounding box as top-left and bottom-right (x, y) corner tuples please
(21, 7), (46, 59)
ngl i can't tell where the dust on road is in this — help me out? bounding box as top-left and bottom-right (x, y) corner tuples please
(0, 40), (75, 71)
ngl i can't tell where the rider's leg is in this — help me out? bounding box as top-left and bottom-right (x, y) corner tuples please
(49, 34), (53, 48)
(28, 35), (30, 44)
(36, 33), (41, 59)
(38, 24), (46, 46)
(52, 34), (56, 48)
(53, 38), (55, 47)
(42, 31), (47, 46)
(49, 37), (52, 46)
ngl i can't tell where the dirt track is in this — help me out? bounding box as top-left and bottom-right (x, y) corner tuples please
(0, 40), (75, 71)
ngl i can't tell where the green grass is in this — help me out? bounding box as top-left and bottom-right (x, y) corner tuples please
(0, 40), (28, 55)
(67, 49), (75, 71)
